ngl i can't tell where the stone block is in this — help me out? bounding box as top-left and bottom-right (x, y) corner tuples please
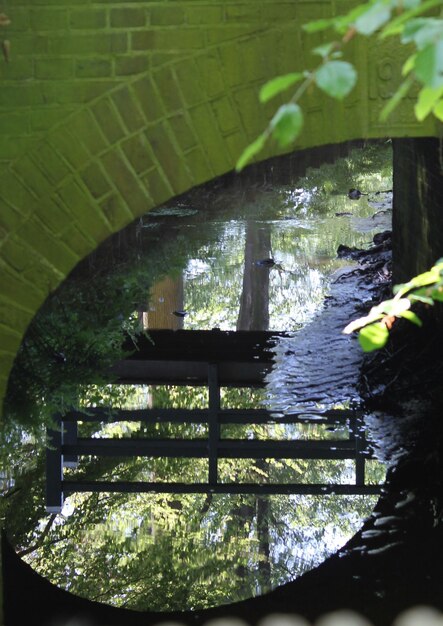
(76, 58), (112, 78)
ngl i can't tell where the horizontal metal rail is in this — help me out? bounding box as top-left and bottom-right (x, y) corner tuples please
(63, 437), (364, 460)
(63, 480), (382, 496)
(61, 407), (358, 425)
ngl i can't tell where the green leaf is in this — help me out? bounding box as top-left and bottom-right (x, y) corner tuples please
(409, 292), (434, 305)
(312, 42), (339, 58)
(402, 18), (443, 50)
(381, 0), (443, 37)
(236, 133), (266, 172)
(358, 322), (389, 352)
(415, 41), (443, 89)
(315, 61), (357, 99)
(303, 17), (337, 33)
(415, 86), (443, 121)
(354, 2), (392, 35)
(270, 103), (303, 147)
(430, 286), (443, 301)
(259, 73), (304, 103)
(402, 54), (417, 76)
(399, 310), (423, 326)
(380, 77), (414, 121)
(432, 98), (443, 121)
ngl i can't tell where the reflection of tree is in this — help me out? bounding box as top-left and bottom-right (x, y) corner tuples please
(5, 384), (385, 611)
(237, 222), (271, 331)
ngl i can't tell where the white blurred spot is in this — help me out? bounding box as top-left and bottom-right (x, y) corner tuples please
(258, 612), (311, 626)
(393, 606), (443, 626)
(316, 610), (374, 626)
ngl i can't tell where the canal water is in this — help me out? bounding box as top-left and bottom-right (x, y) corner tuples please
(3, 142), (393, 612)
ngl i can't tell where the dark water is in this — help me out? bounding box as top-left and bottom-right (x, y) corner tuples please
(3, 143), (393, 612)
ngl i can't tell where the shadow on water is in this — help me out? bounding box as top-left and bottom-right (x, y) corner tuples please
(1, 141), (412, 621)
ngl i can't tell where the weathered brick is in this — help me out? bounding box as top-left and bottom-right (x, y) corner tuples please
(186, 6), (223, 25)
(31, 107), (75, 131)
(0, 84), (46, 108)
(150, 6), (185, 26)
(145, 123), (194, 193)
(30, 142), (72, 185)
(211, 96), (240, 134)
(142, 168), (173, 206)
(183, 147), (212, 185)
(92, 98), (126, 144)
(57, 179), (113, 240)
(174, 59), (205, 107)
(19, 215), (80, 274)
(122, 134), (154, 175)
(100, 192), (134, 229)
(101, 148), (152, 217)
(69, 109), (108, 156)
(12, 155), (53, 198)
(152, 66), (185, 114)
(59, 223), (98, 259)
(224, 5), (263, 22)
(35, 58), (74, 79)
(36, 198), (73, 235)
(112, 87), (146, 133)
(7, 8), (30, 32)
(75, 58), (112, 78)
(1, 58), (34, 80)
(70, 9), (107, 30)
(111, 8), (146, 28)
(30, 8), (69, 31)
(132, 29), (204, 51)
(0, 262), (44, 312)
(48, 128), (91, 169)
(80, 161), (112, 199)
(0, 112), (30, 135)
(48, 33), (127, 55)
(114, 55), (149, 76)
(132, 76), (165, 123)
(0, 170), (37, 211)
(168, 114), (197, 152)
(197, 54), (225, 98)
(0, 301), (33, 334)
(188, 104), (231, 176)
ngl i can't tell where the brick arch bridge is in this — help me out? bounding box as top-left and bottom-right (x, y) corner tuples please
(0, 0), (439, 406)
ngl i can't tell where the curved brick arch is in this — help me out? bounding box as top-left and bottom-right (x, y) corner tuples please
(0, 0), (438, 407)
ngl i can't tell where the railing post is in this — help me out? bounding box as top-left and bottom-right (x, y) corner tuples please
(45, 414), (64, 513)
(63, 418), (78, 468)
(208, 363), (220, 487)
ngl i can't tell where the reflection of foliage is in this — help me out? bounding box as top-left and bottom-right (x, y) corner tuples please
(344, 258), (443, 351)
(6, 385), (385, 612)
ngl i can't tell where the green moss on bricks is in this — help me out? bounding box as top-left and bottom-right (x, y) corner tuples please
(70, 9), (107, 29)
(111, 8), (146, 28)
(100, 149), (152, 217)
(150, 6), (185, 26)
(75, 59), (112, 78)
(122, 134), (155, 176)
(114, 55), (149, 76)
(112, 87), (146, 133)
(80, 162), (112, 200)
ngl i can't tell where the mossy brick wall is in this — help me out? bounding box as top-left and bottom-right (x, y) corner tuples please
(0, 0), (439, 414)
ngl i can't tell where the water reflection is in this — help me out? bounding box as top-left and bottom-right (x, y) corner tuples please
(2, 142), (391, 612)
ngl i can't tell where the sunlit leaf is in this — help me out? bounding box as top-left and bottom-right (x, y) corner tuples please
(430, 286), (443, 301)
(402, 18), (443, 50)
(315, 61), (357, 99)
(259, 73), (304, 103)
(399, 310), (423, 326)
(432, 99), (443, 121)
(415, 41), (443, 88)
(415, 86), (443, 121)
(236, 133), (266, 172)
(358, 322), (389, 352)
(380, 77), (414, 121)
(409, 292), (434, 305)
(312, 42), (339, 58)
(303, 17), (337, 33)
(354, 2), (392, 35)
(381, 0), (443, 37)
(402, 54), (416, 76)
(270, 103), (303, 147)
